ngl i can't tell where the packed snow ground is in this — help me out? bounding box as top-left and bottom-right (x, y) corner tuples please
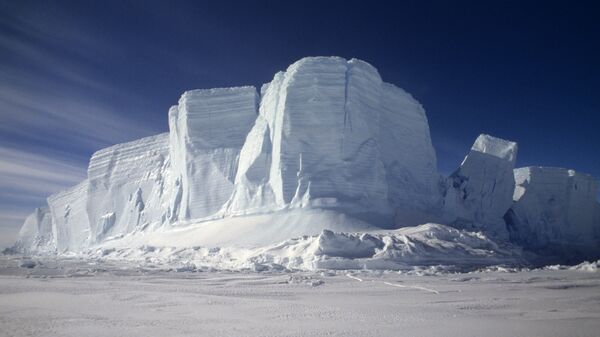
(1, 256), (599, 337)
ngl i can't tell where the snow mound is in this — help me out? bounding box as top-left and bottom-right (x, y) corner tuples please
(85, 222), (518, 271)
(569, 260), (599, 272)
(544, 260), (599, 272)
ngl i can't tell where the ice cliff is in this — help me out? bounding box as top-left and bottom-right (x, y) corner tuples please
(226, 58), (439, 226)
(443, 134), (518, 239)
(13, 56), (600, 263)
(505, 167), (600, 258)
(169, 87), (258, 221)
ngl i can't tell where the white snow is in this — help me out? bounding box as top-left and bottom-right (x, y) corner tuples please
(66, 218), (519, 272)
(1, 256), (599, 337)
(471, 133), (518, 161)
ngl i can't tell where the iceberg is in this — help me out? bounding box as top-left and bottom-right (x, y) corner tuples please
(169, 87), (258, 221)
(443, 134), (518, 239)
(226, 57), (440, 226)
(48, 180), (90, 251)
(12, 56), (600, 266)
(86, 133), (172, 243)
(13, 207), (54, 254)
(504, 167), (600, 258)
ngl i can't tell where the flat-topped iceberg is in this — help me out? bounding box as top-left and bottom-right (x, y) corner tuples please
(12, 56), (600, 268)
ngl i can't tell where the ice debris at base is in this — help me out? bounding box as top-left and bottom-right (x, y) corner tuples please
(82, 223), (520, 272)
(12, 56), (600, 268)
(544, 260), (599, 273)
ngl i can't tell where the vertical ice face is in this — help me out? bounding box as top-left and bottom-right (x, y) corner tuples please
(227, 57), (439, 226)
(87, 133), (171, 242)
(14, 207), (54, 253)
(47, 180), (90, 251)
(444, 134), (518, 238)
(379, 83), (441, 225)
(505, 167), (600, 256)
(169, 87), (259, 221)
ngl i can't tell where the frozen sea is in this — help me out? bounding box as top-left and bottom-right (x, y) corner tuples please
(0, 256), (599, 337)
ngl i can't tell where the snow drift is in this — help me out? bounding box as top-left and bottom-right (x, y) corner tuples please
(12, 56), (600, 269)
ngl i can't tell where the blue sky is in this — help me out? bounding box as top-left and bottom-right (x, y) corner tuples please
(1, 0), (599, 248)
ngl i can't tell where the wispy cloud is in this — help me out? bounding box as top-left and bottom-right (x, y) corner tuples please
(0, 146), (86, 196)
(0, 33), (159, 150)
(0, 3), (163, 244)
(0, 146), (88, 247)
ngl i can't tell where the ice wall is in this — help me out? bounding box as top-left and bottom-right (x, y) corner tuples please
(505, 167), (600, 257)
(12, 56), (600, 261)
(443, 134), (518, 238)
(47, 180), (90, 251)
(14, 207), (54, 253)
(227, 57), (439, 226)
(87, 133), (171, 242)
(380, 82), (441, 225)
(169, 87), (258, 221)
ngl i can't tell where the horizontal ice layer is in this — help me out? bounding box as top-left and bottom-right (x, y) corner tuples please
(505, 167), (600, 257)
(228, 57), (439, 226)
(380, 82), (441, 225)
(169, 87), (258, 220)
(175, 88), (259, 149)
(87, 133), (171, 242)
(47, 180), (90, 251)
(14, 207), (54, 253)
(444, 134), (518, 238)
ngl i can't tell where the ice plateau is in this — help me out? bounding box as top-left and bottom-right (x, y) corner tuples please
(11, 56), (600, 269)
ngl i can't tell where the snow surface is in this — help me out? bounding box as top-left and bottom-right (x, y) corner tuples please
(1, 256), (599, 337)
(12, 56), (600, 267)
(81, 220), (520, 272)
